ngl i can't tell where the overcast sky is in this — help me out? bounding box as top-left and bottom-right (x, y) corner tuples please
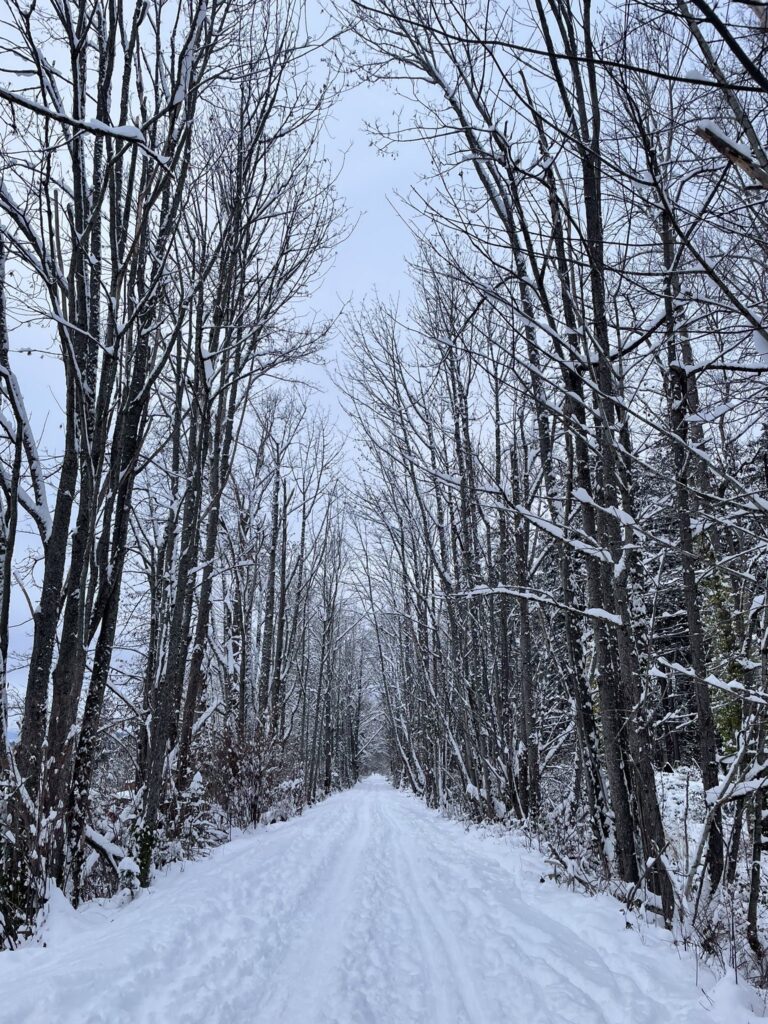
(301, 72), (424, 405)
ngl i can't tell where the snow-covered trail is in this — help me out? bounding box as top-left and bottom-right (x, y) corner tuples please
(0, 776), (757, 1024)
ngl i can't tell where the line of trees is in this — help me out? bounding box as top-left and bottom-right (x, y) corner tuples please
(340, 0), (768, 969)
(0, 0), (376, 947)
(4, 0), (768, 983)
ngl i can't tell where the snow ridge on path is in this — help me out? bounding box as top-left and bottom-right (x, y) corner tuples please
(0, 775), (760, 1024)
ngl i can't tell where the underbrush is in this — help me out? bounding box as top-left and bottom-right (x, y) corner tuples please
(54, 763), (326, 915)
(542, 766), (768, 993)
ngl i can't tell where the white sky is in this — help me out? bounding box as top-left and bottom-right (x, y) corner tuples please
(301, 76), (423, 406)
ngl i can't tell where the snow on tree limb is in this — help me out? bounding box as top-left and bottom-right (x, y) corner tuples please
(695, 120), (768, 186)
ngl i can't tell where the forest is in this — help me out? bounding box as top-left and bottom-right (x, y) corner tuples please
(1, 0), (768, 1005)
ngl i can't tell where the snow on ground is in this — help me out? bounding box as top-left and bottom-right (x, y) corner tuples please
(656, 766), (707, 868)
(0, 775), (762, 1024)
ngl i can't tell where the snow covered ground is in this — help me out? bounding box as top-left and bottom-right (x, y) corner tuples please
(0, 775), (762, 1023)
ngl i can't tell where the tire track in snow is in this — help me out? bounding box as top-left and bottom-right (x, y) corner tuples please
(384, 795), (615, 1023)
(249, 786), (376, 1024)
(377, 792), (492, 1024)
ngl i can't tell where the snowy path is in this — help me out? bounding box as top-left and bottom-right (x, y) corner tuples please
(0, 776), (757, 1024)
